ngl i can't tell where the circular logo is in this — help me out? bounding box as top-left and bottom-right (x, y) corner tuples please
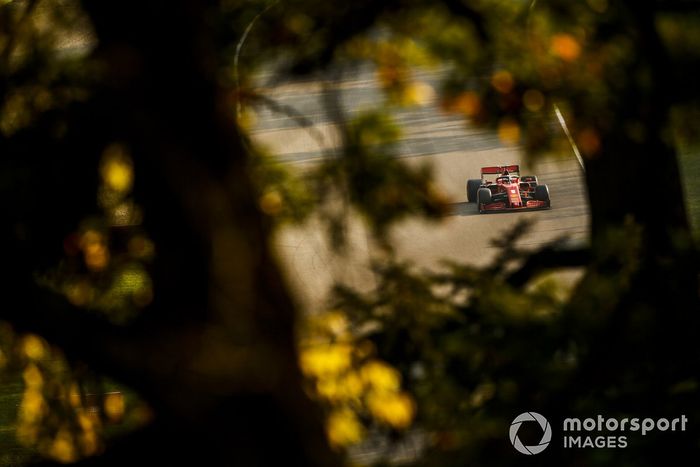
(509, 412), (552, 455)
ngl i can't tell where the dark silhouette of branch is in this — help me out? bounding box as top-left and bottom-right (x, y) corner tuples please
(506, 246), (590, 287)
(442, 0), (489, 42)
(655, 0), (700, 12)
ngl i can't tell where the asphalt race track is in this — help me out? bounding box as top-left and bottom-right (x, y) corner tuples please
(251, 67), (590, 312)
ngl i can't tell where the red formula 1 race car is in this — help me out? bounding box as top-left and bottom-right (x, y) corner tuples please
(466, 165), (550, 213)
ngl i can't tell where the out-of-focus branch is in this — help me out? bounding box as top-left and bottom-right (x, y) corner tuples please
(288, 1), (396, 74)
(442, 0), (489, 42)
(0, 273), (159, 396)
(250, 93), (331, 156)
(64, 0), (340, 464)
(655, 0), (700, 12)
(506, 246), (590, 286)
(287, 0), (489, 74)
(0, 0), (39, 67)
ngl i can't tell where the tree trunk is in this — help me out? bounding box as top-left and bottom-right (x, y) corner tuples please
(546, 2), (700, 462)
(1, 1), (340, 465)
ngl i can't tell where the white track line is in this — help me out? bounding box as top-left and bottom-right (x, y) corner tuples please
(554, 104), (586, 172)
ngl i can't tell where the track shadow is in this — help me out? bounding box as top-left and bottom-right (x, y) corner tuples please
(448, 202), (560, 217)
(447, 202), (481, 217)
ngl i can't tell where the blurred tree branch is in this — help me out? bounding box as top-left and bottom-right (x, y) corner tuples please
(0, 0), (340, 464)
(1, 0), (699, 465)
(506, 246), (590, 287)
(655, 0), (700, 12)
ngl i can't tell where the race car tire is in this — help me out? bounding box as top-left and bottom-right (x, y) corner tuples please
(477, 188), (492, 207)
(467, 179), (482, 203)
(534, 184), (550, 202)
(521, 175), (538, 185)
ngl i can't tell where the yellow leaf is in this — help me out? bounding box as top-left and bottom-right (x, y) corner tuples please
(360, 360), (401, 392)
(402, 81), (435, 107)
(327, 408), (365, 447)
(316, 372), (364, 402)
(20, 387), (45, 421)
(366, 391), (415, 429)
(49, 428), (77, 463)
(22, 335), (47, 360)
(79, 430), (99, 456)
(22, 364), (43, 389)
(104, 392), (125, 421)
(300, 344), (352, 377)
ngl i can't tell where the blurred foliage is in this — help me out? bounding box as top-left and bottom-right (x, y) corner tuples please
(313, 111), (449, 242)
(0, 325), (151, 464)
(342, 35), (438, 107)
(298, 311), (416, 451)
(325, 220), (681, 464)
(1, 11), (151, 455)
(1, 0), (700, 465)
(40, 143), (154, 323)
(249, 146), (318, 223)
(0, 138), (153, 462)
(0, 0), (95, 136)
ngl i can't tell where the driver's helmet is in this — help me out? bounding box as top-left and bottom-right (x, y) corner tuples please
(497, 176), (511, 184)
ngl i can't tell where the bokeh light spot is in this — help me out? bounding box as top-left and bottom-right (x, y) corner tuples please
(551, 34), (581, 62)
(446, 91), (481, 117)
(100, 144), (133, 193)
(259, 190), (283, 216)
(498, 118), (521, 145)
(523, 89), (545, 112)
(578, 127), (601, 157)
(491, 70), (515, 94)
(22, 335), (47, 361)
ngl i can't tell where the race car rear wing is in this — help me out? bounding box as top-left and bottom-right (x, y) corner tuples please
(481, 165), (520, 179)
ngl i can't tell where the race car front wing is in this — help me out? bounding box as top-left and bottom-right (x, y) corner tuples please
(479, 200), (550, 213)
